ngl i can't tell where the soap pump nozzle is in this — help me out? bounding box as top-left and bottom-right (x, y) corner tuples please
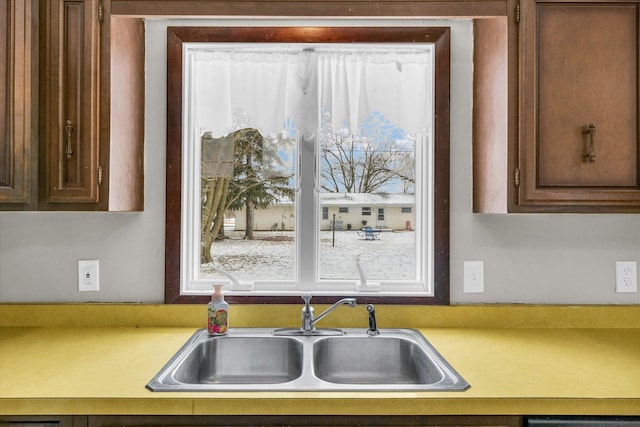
(212, 284), (223, 302)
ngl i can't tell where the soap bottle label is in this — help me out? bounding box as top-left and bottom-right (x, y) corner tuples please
(208, 308), (228, 335)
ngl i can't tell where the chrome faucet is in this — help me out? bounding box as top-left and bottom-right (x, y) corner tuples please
(273, 295), (357, 336)
(301, 295), (357, 333)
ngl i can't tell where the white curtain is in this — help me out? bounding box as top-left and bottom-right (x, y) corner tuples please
(189, 44), (433, 139)
(317, 48), (432, 136)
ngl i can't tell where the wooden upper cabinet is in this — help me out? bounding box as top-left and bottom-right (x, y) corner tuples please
(518, 0), (640, 211)
(1, 0), (143, 211)
(38, 0), (144, 211)
(0, 0), (38, 209)
(474, 0), (640, 213)
(40, 0), (102, 206)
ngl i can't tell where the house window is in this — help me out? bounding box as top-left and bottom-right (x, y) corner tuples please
(166, 26), (451, 303)
(338, 207), (349, 213)
(402, 207), (412, 213)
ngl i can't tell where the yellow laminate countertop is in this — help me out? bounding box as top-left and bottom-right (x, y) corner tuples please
(0, 304), (639, 416)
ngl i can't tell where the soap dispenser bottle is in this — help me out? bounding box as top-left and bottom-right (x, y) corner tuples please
(207, 284), (229, 335)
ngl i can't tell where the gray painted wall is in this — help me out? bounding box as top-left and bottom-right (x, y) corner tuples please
(1, 19), (638, 304)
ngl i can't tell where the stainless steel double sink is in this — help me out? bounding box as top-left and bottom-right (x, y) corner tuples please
(146, 328), (469, 392)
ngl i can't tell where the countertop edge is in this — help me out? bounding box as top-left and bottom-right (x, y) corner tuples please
(1, 397), (639, 416)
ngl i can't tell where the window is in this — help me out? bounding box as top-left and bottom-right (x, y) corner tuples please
(338, 207), (349, 213)
(166, 26), (450, 304)
(402, 207), (412, 213)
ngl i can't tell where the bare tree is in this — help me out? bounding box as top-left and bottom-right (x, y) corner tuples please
(320, 133), (415, 194)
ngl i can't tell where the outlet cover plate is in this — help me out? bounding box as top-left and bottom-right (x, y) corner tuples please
(616, 261), (637, 293)
(78, 259), (100, 292)
(464, 261), (484, 293)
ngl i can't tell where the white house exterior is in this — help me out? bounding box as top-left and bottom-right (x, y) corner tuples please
(319, 193), (415, 231)
(234, 200), (295, 231)
(234, 193), (415, 231)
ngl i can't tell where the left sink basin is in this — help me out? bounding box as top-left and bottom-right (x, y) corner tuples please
(147, 329), (304, 391)
(174, 336), (303, 384)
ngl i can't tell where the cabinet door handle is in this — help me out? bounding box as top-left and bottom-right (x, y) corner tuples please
(583, 123), (596, 163)
(64, 120), (73, 160)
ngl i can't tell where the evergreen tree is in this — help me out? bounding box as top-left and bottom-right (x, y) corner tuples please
(201, 128), (294, 263)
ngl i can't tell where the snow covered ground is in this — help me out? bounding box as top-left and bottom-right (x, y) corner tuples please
(202, 230), (416, 281)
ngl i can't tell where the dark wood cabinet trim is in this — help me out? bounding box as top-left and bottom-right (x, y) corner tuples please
(111, 0), (508, 18)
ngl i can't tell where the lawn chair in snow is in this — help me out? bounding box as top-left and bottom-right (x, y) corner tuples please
(357, 226), (381, 240)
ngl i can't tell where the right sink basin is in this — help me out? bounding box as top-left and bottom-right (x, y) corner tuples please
(313, 335), (447, 385)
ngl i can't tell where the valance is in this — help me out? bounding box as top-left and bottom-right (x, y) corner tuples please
(188, 43), (434, 139)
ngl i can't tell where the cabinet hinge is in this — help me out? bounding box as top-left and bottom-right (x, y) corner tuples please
(515, 3), (520, 24)
(98, 1), (104, 23)
(98, 165), (103, 186)
(514, 167), (520, 188)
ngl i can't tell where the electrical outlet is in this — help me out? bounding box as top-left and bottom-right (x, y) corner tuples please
(464, 261), (484, 293)
(616, 261), (637, 293)
(78, 260), (99, 292)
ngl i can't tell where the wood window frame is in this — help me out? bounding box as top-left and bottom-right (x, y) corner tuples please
(165, 26), (451, 305)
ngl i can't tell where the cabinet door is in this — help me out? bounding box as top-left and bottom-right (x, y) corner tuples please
(41, 0), (102, 206)
(519, 0), (640, 211)
(0, 0), (37, 208)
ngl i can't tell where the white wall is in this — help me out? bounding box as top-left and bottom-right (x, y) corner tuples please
(235, 205), (295, 231)
(0, 18), (638, 304)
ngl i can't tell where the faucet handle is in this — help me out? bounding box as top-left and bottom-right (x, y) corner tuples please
(301, 295), (314, 318)
(300, 295), (314, 332)
(301, 295), (312, 308)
